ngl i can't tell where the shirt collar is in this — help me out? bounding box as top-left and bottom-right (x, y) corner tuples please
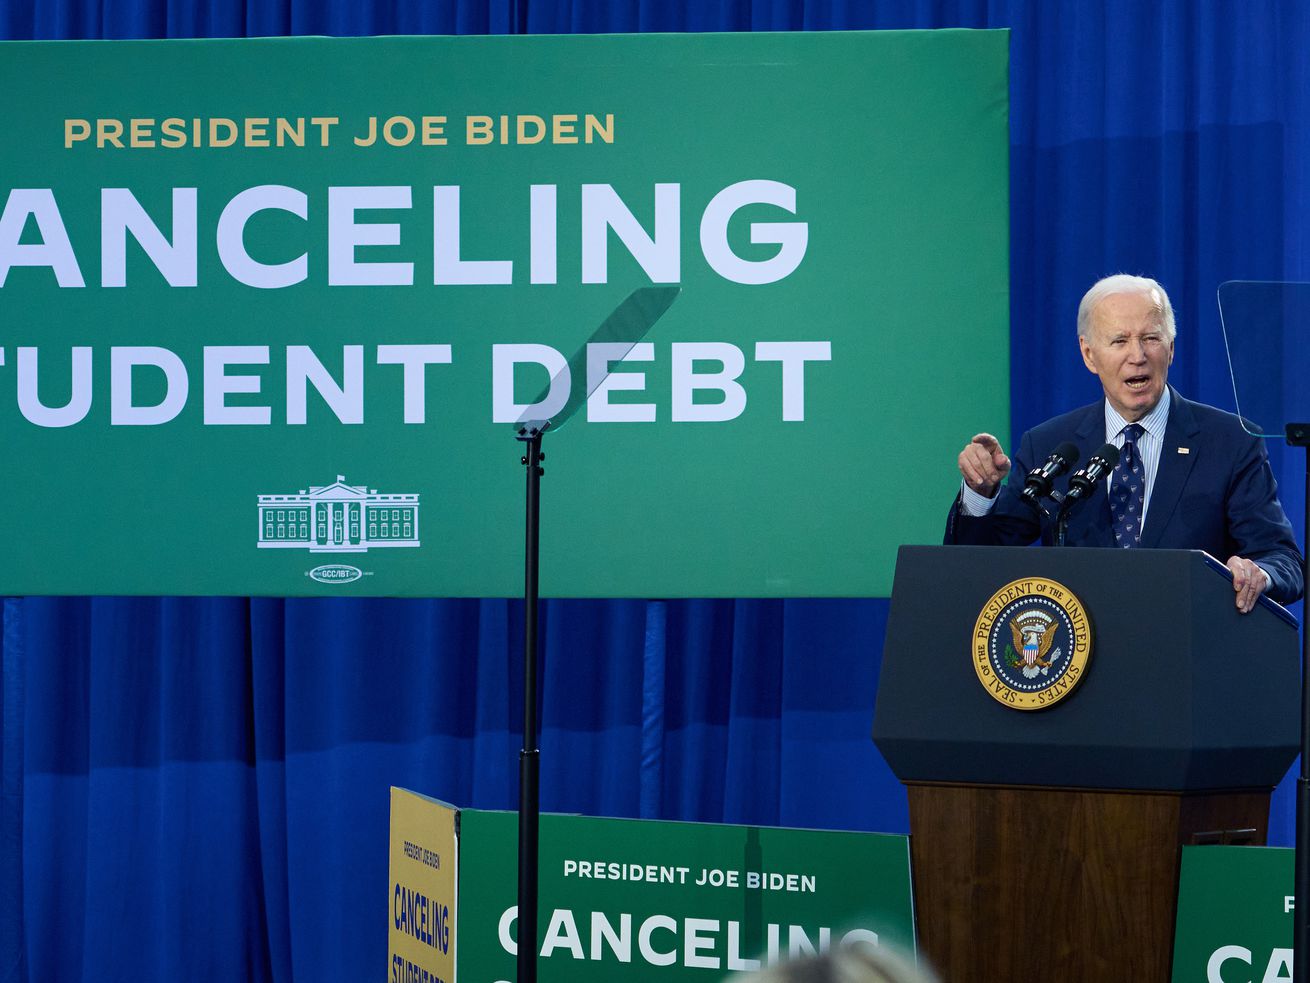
(1104, 386), (1171, 442)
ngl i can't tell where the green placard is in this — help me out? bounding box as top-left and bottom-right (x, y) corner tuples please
(0, 30), (1009, 597)
(1172, 846), (1293, 982)
(454, 809), (915, 980)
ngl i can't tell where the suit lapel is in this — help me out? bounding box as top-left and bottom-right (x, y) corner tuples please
(1072, 402), (1104, 461)
(1069, 403), (1114, 545)
(1139, 388), (1200, 549)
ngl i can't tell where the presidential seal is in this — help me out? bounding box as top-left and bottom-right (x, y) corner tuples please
(972, 577), (1092, 710)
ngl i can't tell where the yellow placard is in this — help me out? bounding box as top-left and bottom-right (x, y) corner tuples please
(388, 787), (457, 983)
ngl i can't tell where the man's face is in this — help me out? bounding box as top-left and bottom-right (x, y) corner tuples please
(1079, 291), (1175, 422)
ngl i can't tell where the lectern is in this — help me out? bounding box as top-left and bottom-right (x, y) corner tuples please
(872, 546), (1299, 983)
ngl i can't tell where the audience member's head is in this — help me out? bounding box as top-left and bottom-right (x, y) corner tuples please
(725, 944), (939, 983)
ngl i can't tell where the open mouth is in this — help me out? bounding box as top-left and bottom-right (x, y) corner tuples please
(1124, 375), (1151, 391)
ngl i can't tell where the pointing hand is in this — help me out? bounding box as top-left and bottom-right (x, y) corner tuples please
(958, 433), (1011, 499)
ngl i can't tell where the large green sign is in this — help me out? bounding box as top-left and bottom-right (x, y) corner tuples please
(1172, 846), (1293, 982)
(0, 31), (1009, 597)
(390, 790), (916, 982)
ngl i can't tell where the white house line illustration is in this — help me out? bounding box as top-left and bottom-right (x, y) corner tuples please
(257, 476), (420, 553)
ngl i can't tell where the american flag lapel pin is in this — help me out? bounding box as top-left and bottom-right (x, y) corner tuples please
(1178, 447), (1190, 454)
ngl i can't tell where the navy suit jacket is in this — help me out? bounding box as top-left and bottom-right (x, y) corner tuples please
(945, 388), (1304, 603)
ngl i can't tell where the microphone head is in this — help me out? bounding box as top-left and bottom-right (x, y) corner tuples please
(1063, 441), (1122, 507)
(1052, 441), (1081, 468)
(1092, 442), (1120, 468)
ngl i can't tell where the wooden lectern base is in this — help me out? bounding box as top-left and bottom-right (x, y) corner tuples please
(907, 783), (1270, 983)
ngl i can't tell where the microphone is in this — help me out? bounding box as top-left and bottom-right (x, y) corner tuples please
(1063, 443), (1121, 506)
(1019, 441), (1080, 506)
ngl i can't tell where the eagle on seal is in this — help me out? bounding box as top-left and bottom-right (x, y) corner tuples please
(1010, 610), (1056, 671)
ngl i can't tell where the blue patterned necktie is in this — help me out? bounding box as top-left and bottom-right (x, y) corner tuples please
(1109, 423), (1146, 548)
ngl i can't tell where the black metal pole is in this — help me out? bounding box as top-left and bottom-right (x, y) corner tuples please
(1288, 423), (1310, 983)
(1296, 448), (1310, 982)
(517, 426), (544, 983)
(499, 289), (676, 982)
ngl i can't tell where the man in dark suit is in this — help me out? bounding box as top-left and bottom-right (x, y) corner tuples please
(947, 274), (1303, 611)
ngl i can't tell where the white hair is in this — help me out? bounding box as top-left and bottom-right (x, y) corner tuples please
(1076, 274), (1176, 341)
(726, 945), (939, 983)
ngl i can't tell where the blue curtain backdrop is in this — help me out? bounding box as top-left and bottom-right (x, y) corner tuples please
(2, 2), (1309, 980)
